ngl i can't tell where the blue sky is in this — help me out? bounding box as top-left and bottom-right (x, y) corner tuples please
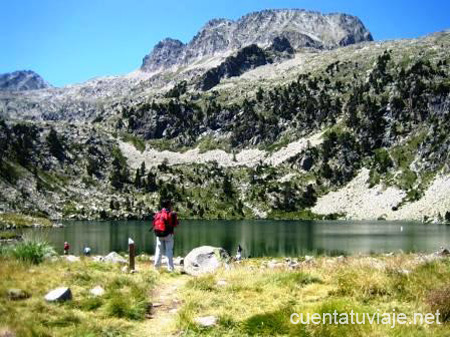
(1, 0), (448, 87)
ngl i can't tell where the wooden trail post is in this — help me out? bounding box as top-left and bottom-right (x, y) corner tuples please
(128, 238), (135, 271)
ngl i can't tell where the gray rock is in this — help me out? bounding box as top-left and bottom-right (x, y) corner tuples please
(174, 256), (184, 266)
(268, 261), (284, 269)
(436, 247), (450, 256)
(104, 252), (127, 264)
(63, 255), (80, 262)
(7, 288), (30, 301)
(194, 315), (217, 327)
(44, 287), (72, 302)
(92, 255), (105, 262)
(288, 262), (301, 269)
(141, 38), (185, 72)
(183, 246), (230, 276)
(90, 286), (105, 297)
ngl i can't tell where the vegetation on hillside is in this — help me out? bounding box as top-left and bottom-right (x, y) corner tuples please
(1, 33), (450, 220)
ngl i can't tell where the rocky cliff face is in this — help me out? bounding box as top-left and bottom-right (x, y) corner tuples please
(141, 9), (373, 72)
(0, 70), (51, 91)
(196, 38), (294, 91)
(141, 38), (186, 72)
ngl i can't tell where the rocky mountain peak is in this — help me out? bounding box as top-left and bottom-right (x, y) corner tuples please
(141, 9), (373, 72)
(141, 38), (186, 72)
(202, 18), (233, 29)
(0, 70), (51, 91)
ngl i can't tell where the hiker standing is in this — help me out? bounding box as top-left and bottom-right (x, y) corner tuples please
(63, 241), (70, 255)
(83, 246), (91, 256)
(152, 200), (179, 271)
(236, 244), (243, 261)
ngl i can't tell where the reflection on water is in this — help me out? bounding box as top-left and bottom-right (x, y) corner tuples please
(22, 220), (450, 257)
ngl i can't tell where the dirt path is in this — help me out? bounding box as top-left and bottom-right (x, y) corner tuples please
(133, 273), (190, 336)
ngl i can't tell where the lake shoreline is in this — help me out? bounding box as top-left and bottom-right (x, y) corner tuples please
(3, 211), (450, 229)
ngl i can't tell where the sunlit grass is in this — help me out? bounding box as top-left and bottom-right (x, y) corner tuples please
(0, 213), (52, 229)
(0, 257), (157, 337)
(176, 256), (450, 336)
(0, 254), (449, 336)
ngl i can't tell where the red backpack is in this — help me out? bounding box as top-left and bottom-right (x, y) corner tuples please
(153, 209), (171, 237)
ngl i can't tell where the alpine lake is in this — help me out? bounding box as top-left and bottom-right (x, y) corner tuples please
(20, 220), (450, 257)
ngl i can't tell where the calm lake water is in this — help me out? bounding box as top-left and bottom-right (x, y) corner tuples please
(22, 220), (450, 257)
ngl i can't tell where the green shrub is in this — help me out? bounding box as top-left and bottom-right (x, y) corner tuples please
(373, 148), (393, 173)
(8, 232), (56, 264)
(121, 133), (146, 152)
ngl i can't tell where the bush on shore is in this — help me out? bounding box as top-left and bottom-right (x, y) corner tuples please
(1, 232), (56, 264)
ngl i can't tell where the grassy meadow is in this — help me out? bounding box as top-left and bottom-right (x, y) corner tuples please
(0, 237), (449, 337)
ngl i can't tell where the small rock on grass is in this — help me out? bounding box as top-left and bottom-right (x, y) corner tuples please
(436, 247), (450, 256)
(7, 289), (30, 301)
(217, 280), (227, 286)
(63, 255), (80, 262)
(92, 256), (105, 262)
(44, 287), (72, 302)
(268, 261), (284, 269)
(194, 316), (217, 327)
(104, 252), (127, 264)
(90, 286), (105, 297)
(184, 246), (229, 276)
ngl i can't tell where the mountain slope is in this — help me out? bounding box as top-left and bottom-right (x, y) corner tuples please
(0, 10), (449, 223)
(0, 70), (51, 91)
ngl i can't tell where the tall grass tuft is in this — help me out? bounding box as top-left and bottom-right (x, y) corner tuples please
(7, 231), (56, 264)
(427, 284), (450, 322)
(104, 276), (149, 320)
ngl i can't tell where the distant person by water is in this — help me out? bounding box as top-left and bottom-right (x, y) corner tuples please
(236, 244), (243, 261)
(152, 200), (179, 271)
(83, 246), (91, 256)
(63, 242), (70, 255)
